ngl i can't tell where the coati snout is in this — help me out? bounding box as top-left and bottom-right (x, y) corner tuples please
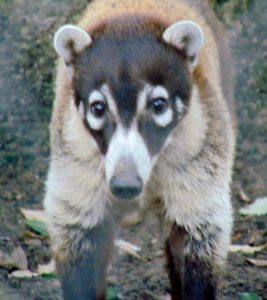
(109, 156), (143, 199)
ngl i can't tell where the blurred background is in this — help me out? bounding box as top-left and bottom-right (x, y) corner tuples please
(0, 0), (266, 299)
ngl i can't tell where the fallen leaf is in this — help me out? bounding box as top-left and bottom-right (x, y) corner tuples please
(239, 196), (267, 216)
(37, 260), (56, 275)
(25, 219), (48, 236)
(229, 244), (266, 254)
(20, 209), (48, 236)
(246, 258), (267, 267)
(114, 239), (142, 259)
(9, 270), (38, 278)
(0, 250), (15, 268)
(107, 286), (120, 300)
(11, 247), (28, 270)
(22, 230), (47, 240)
(20, 209), (48, 223)
(239, 189), (252, 203)
(240, 292), (262, 300)
(232, 232), (242, 241)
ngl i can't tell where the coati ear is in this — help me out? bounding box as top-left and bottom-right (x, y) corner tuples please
(163, 21), (204, 65)
(54, 24), (92, 64)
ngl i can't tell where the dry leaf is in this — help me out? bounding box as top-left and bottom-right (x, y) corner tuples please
(0, 250), (15, 268)
(114, 239), (142, 259)
(11, 247), (28, 270)
(22, 231), (47, 240)
(232, 232), (242, 241)
(229, 244), (266, 254)
(20, 209), (48, 223)
(9, 270), (38, 278)
(37, 260), (56, 275)
(246, 258), (267, 267)
(239, 189), (252, 203)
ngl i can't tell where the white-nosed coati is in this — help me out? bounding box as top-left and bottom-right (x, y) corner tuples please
(44, 0), (235, 299)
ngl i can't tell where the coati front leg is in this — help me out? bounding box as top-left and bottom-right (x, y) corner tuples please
(54, 218), (114, 300)
(166, 223), (223, 300)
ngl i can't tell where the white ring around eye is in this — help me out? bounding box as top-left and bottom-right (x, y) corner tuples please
(153, 107), (173, 127)
(86, 90), (106, 130)
(88, 90), (105, 104)
(86, 111), (105, 130)
(151, 85), (169, 100)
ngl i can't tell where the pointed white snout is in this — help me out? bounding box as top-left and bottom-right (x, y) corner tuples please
(105, 126), (152, 199)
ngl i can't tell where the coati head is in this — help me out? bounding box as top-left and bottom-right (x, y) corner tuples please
(54, 15), (204, 200)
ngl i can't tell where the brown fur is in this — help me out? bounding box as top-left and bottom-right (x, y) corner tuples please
(165, 224), (187, 299)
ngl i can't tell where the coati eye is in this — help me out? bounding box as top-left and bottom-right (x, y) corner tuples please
(150, 98), (168, 115)
(90, 101), (106, 118)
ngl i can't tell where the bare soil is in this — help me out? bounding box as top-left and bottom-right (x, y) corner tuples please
(0, 0), (266, 299)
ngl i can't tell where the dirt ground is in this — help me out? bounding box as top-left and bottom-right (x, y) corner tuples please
(0, 0), (266, 299)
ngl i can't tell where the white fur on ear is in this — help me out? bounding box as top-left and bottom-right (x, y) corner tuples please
(54, 24), (92, 63)
(163, 20), (204, 61)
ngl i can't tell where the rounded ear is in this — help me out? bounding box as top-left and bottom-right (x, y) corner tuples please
(163, 20), (204, 63)
(54, 24), (92, 64)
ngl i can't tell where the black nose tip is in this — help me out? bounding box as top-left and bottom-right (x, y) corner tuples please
(110, 174), (143, 200)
